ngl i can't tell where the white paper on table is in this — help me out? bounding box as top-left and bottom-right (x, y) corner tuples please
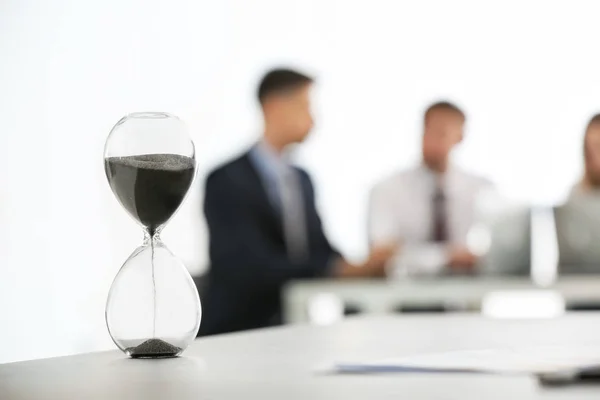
(329, 347), (600, 375)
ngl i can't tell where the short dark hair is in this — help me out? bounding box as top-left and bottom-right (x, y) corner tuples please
(424, 101), (465, 124)
(257, 68), (314, 104)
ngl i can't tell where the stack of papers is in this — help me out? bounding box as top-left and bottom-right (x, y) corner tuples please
(330, 347), (600, 375)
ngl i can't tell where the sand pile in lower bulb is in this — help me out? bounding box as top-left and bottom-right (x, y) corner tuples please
(126, 339), (182, 358)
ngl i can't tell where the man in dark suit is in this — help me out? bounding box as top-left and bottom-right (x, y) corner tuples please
(199, 68), (394, 336)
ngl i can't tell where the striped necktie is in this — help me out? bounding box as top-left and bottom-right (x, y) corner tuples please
(432, 184), (448, 242)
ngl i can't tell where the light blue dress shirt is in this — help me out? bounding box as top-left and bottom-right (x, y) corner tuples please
(248, 141), (308, 260)
(248, 141), (290, 211)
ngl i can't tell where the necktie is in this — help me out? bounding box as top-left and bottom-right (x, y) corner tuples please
(432, 184), (448, 242)
(279, 168), (309, 261)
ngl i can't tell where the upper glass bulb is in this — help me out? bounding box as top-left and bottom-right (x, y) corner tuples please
(104, 112), (196, 236)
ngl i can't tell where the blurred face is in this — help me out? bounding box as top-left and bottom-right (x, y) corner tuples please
(263, 84), (314, 146)
(422, 110), (464, 172)
(585, 124), (600, 186)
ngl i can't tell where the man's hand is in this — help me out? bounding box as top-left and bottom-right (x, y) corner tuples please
(363, 244), (398, 276)
(448, 247), (477, 271)
(334, 243), (398, 278)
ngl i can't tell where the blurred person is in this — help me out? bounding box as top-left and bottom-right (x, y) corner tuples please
(571, 114), (600, 197)
(554, 114), (600, 276)
(369, 101), (492, 276)
(199, 68), (394, 336)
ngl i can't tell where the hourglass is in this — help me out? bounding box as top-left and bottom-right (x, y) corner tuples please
(104, 112), (201, 358)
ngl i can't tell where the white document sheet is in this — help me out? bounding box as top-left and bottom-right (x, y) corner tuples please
(331, 347), (600, 375)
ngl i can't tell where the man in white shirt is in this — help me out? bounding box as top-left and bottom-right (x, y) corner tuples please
(369, 101), (492, 276)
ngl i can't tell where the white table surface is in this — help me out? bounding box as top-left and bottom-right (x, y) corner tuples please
(2, 314), (600, 399)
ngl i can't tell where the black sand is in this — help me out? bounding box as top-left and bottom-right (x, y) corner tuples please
(105, 154), (195, 235)
(126, 338), (182, 358)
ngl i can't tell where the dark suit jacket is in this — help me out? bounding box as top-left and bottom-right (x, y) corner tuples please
(198, 151), (338, 336)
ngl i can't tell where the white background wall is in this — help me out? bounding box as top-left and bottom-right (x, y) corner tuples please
(2, 0), (600, 363)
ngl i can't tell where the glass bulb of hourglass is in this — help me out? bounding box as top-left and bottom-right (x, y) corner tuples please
(104, 112), (201, 358)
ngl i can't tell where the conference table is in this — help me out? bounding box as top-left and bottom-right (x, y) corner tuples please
(283, 276), (600, 323)
(2, 314), (600, 399)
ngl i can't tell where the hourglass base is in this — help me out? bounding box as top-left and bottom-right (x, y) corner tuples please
(122, 338), (184, 358)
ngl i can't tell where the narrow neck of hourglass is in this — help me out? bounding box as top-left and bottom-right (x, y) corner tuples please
(143, 229), (162, 246)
